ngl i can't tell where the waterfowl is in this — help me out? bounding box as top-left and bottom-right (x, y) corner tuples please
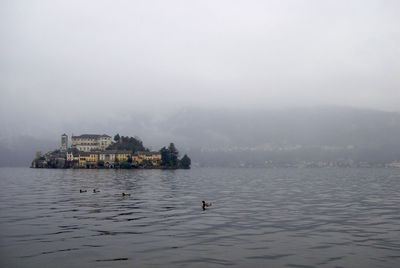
(79, 189), (87, 193)
(202, 201), (212, 210)
(122, 193), (131, 196)
(93, 189), (100, 193)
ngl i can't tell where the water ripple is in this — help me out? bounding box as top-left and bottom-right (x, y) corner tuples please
(1, 167), (400, 267)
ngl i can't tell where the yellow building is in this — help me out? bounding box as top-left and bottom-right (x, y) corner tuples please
(74, 150), (161, 168)
(116, 152), (131, 162)
(78, 152), (99, 168)
(133, 152), (162, 166)
(99, 150), (132, 167)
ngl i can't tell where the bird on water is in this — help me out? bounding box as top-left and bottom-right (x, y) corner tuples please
(93, 189), (100, 193)
(79, 189), (87, 193)
(122, 193), (131, 196)
(202, 201), (212, 210)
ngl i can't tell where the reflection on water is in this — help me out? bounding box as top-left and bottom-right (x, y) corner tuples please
(1, 167), (400, 267)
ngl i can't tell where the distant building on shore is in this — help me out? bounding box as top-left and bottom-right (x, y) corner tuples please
(71, 134), (112, 152)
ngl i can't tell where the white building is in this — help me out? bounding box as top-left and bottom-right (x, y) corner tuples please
(71, 134), (112, 152)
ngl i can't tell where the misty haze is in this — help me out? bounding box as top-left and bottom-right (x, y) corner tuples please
(1, 0), (399, 167)
(1, 1), (400, 267)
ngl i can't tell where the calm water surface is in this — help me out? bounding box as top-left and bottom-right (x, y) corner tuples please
(0, 167), (400, 267)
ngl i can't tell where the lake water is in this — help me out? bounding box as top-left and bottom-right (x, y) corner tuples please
(0, 167), (400, 268)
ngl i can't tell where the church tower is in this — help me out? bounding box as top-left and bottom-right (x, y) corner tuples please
(61, 134), (68, 152)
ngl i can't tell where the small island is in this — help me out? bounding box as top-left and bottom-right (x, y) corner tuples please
(31, 134), (191, 169)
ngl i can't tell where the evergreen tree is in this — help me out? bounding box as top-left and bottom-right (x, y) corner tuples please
(180, 154), (191, 169)
(160, 147), (170, 166)
(120, 161), (131, 169)
(168, 143), (179, 167)
(107, 135), (148, 152)
(160, 143), (184, 168)
(114, 134), (120, 142)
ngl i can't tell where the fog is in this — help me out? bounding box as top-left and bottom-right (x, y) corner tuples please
(0, 1), (399, 165)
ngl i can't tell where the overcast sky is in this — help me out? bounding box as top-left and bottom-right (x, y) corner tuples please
(1, 0), (399, 139)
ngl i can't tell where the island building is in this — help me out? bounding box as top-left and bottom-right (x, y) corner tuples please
(132, 151), (162, 166)
(66, 148), (80, 162)
(60, 134), (68, 152)
(56, 133), (163, 168)
(67, 150), (162, 169)
(71, 134), (112, 152)
(98, 150), (131, 168)
(78, 152), (99, 168)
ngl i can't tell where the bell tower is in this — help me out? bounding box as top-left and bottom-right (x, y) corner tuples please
(61, 134), (68, 152)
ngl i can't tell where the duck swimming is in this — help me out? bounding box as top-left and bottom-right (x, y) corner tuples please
(79, 189), (87, 193)
(122, 193), (131, 196)
(202, 201), (212, 210)
(93, 189), (100, 193)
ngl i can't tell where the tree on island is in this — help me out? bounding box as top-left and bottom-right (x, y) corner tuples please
(160, 143), (191, 169)
(107, 134), (148, 153)
(168, 143), (179, 167)
(141, 159), (153, 168)
(120, 161), (131, 169)
(160, 143), (178, 168)
(160, 147), (169, 165)
(114, 134), (120, 142)
(180, 154), (191, 169)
